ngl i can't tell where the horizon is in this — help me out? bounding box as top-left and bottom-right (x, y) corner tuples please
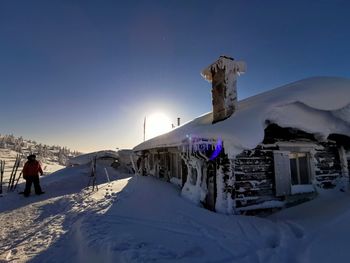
(1, 0), (350, 152)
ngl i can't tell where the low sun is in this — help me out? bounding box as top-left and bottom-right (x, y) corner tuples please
(146, 112), (172, 139)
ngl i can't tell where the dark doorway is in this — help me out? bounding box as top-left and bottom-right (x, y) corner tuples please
(206, 162), (216, 211)
(181, 159), (188, 187)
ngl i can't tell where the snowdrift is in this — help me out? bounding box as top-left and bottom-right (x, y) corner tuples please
(67, 150), (118, 166)
(134, 77), (350, 157)
(1, 160), (350, 262)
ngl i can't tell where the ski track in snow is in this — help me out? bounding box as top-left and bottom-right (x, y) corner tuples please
(0, 178), (118, 262)
(0, 178), (303, 263)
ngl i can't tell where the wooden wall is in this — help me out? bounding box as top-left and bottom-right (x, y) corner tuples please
(234, 146), (276, 210)
(314, 142), (342, 188)
(138, 124), (348, 213)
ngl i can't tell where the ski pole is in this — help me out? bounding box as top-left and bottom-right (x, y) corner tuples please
(0, 160), (4, 195)
(7, 156), (18, 192)
(13, 172), (22, 190)
(10, 155), (20, 191)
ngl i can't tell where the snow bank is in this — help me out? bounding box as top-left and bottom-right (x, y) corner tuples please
(10, 174), (303, 263)
(67, 150), (118, 166)
(270, 188), (350, 263)
(117, 149), (134, 165)
(2, 161), (350, 262)
(134, 77), (350, 157)
(291, 184), (315, 195)
(169, 177), (182, 187)
(41, 162), (65, 174)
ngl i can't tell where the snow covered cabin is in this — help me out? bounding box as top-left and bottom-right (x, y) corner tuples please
(133, 56), (350, 214)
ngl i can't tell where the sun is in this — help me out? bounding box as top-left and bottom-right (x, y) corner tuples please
(146, 112), (172, 139)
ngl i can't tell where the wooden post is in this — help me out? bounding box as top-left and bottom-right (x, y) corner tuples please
(143, 117), (146, 142)
(338, 146), (349, 191)
(0, 160), (4, 195)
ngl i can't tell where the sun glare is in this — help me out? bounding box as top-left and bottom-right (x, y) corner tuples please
(146, 112), (172, 139)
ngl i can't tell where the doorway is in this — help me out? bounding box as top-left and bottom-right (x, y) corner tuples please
(206, 162), (216, 211)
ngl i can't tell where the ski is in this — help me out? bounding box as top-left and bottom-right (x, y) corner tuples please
(7, 154), (20, 192)
(13, 172), (23, 190)
(0, 160), (5, 195)
(10, 155), (21, 190)
(87, 156), (98, 191)
(7, 155), (18, 192)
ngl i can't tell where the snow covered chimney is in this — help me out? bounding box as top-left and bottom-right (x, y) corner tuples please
(201, 56), (246, 123)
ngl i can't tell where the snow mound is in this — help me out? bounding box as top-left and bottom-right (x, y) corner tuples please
(134, 77), (350, 157)
(67, 150), (118, 166)
(2, 162), (350, 262)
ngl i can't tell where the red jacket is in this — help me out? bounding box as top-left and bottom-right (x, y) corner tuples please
(23, 160), (43, 177)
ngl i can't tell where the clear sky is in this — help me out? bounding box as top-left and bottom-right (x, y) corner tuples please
(1, 0), (350, 153)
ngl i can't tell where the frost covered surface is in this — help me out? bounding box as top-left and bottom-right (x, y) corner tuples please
(215, 165), (228, 213)
(201, 56), (246, 82)
(134, 77), (350, 157)
(170, 177), (182, 187)
(1, 163), (350, 262)
(180, 157), (207, 205)
(67, 150), (118, 166)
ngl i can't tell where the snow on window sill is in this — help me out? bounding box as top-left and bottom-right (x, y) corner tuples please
(291, 184), (315, 195)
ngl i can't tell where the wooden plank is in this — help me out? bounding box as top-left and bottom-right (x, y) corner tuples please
(273, 151), (291, 196)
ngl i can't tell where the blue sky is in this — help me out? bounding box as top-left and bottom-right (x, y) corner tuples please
(1, 0), (350, 152)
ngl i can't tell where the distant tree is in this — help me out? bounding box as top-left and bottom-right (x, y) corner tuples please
(14, 143), (22, 153)
(0, 140), (6, 149)
(0, 133), (80, 166)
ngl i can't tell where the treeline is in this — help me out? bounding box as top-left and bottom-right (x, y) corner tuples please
(0, 134), (81, 166)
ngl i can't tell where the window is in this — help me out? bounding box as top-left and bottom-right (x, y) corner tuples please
(274, 149), (314, 196)
(289, 153), (310, 185)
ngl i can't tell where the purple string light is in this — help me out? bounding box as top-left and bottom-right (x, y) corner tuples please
(210, 138), (222, 160)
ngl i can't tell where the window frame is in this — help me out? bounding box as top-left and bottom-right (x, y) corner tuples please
(289, 152), (312, 185)
(277, 142), (315, 185)
(274, 143), (316, 197)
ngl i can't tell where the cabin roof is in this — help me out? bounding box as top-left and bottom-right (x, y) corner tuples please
(134, 77), (350, 157)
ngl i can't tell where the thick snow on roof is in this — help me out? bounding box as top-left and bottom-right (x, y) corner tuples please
(134, 77), (350, 157)
(67, 150), (118, 166)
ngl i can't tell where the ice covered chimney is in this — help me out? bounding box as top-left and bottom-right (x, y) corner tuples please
(201, 56), (246, 123)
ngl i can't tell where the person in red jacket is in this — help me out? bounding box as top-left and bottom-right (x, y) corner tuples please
(22, 154), (44, 197)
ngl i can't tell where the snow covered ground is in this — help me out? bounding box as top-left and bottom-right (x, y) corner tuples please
(0, 162), (349, 262)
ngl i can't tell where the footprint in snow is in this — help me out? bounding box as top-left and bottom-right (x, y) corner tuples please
(284, 221), (304, 239)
